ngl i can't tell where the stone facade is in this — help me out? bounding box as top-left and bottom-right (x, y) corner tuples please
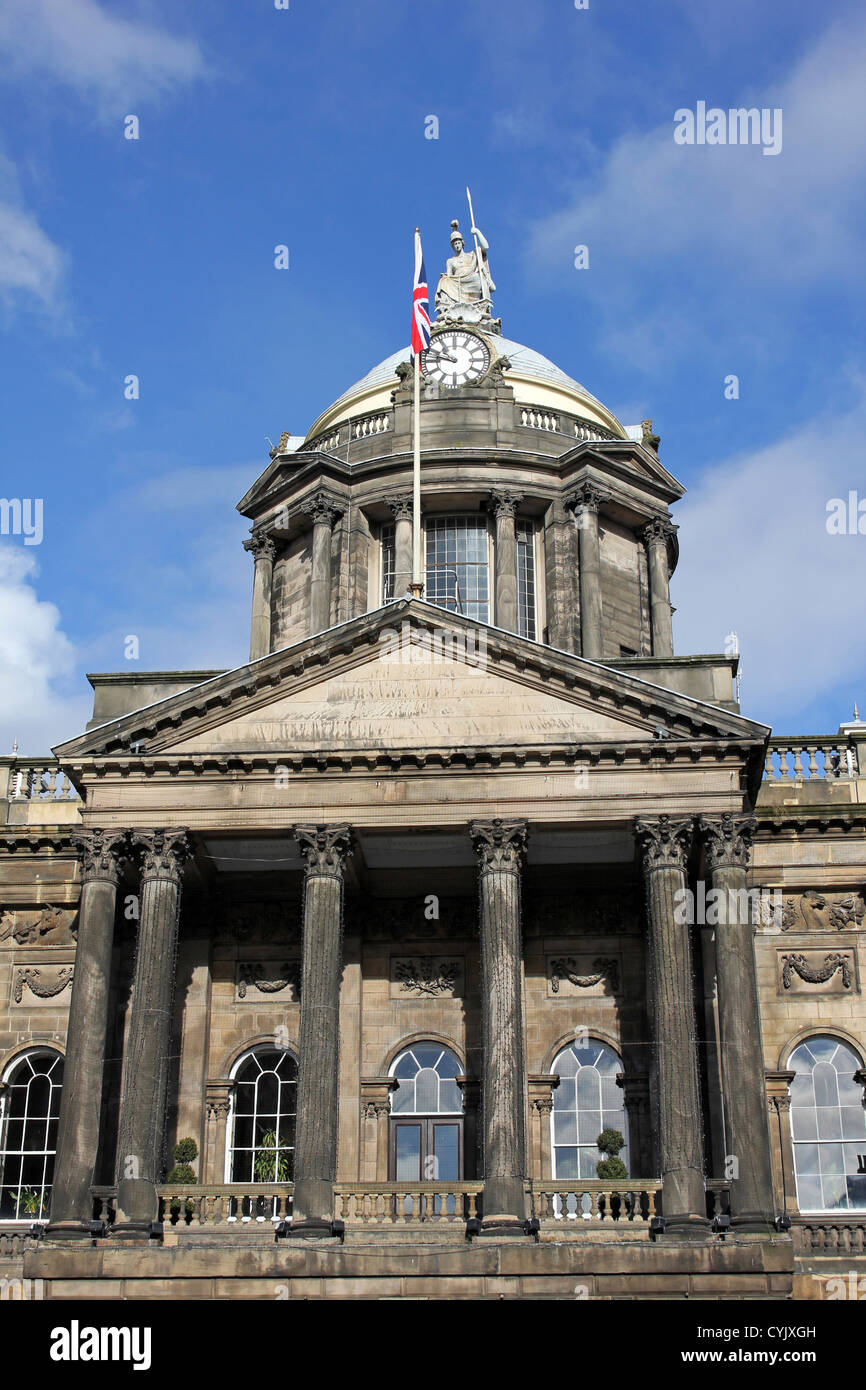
(0, 322), (864, 1300)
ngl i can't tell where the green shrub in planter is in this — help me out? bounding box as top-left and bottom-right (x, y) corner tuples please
(596, 1128), (628, 1180)
(172, 1138), (198, 1164)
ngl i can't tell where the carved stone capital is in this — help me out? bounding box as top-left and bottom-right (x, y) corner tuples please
(205, 1081), (233, 1121)
(469, 818), (527, 876)
(566, 480), (606, 516)
(488, 489), (523, 520)
(385, 494), (413, 522)
(639, 516), (677, 549)
(765, 1070), (796, 1112)
(130, 828), (191, 884)
(698, 813), (756, 871)
(304, 491), (343, 528)
(293, 824), (353, 880)
(635, 815), (694, 874)
(72, 828), (129, 886)
(243, 531), (276, 563)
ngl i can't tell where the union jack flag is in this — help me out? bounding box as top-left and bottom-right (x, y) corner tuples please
(411, 228), (431, 357)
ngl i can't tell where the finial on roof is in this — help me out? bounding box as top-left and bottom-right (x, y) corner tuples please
(641, 419), (660, 453)
(855, 702), (861, 722)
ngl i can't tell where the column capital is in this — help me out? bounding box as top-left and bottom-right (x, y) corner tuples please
(698, 813), (756, 871)
(243, 530), (276, 563)
(765, 1069), (796, 1111)
(304, 491), (344, 528)
(205, 1080), (233, 1120)
(635, 814), (694, 873)
(72, 828), (129, 885)
(293, 824), (353, 879)
(566, 480), (606, 516)
(130, 828), (191, 884)
(385, 493), (413, 521)
(488, 489), (523, 520)
(469, 818), (528, 875)
(639, 515), (677, 548)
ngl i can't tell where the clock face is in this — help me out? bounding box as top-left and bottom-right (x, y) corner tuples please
(423, 330), (491, 387)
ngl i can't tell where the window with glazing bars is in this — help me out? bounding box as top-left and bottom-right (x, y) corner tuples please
(425, 516), (489, 623)
(516, 519), (536, 640)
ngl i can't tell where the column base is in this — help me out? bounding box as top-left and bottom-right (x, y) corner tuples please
(480, 1177), (526, 1233)
(730, 1213), (777, 1235)
(659, 1214), (710, 1241)
(478, 1217), (528, 1238)
(288, 1220), (340, 1241)
(110, 1222), (158, 1244)
(45, 1220), (96, 1241)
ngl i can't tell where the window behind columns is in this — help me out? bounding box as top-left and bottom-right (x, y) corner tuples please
(0, 1049), (63, 1221)
(516, 518), (537, 640)
(389, 1044), (464, 1200)
(227, 1048), (297, 1183)
(381, 521), (396, 603)
(788, 1036), (866, 1212)
(551, 1039), (627, 1181)
(425, 517), (490, 623)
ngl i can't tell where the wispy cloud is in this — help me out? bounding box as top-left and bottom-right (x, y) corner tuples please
(0, 151), (65, 312)
(672, 393), (866, 729)
(0, 0), (208, 112)
(526, 12), (866, 358)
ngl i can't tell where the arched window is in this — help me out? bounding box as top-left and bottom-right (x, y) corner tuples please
(0, 1049), (64, 1221)
(227, 1048), (297, 1183)
(551, 1039), (627, 1180)
(789, 1036), (866, 1212)
(389, 1044), (463, 1185)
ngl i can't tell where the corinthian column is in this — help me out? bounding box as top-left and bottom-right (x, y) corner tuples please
(640, 517), (676, 658)
(291, 824), (353, 1234)
(385, 495), (414, 599)
(569, 482), (605, 660)
(306, 493), (343, 635)
(243, 530), (276, 661)
(469, 818), (528, 1232)
(48, 829), (128, 1237)
(114, 829), (190, 1233)
(635, 815), (707, 1233)
(698, 814), (775, 1230)
(489, 490), (522, 633)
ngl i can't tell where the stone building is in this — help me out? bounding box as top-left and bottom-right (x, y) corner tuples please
(1, 223), (865, 1300)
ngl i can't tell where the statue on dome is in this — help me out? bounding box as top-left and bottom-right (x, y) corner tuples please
(434, 214), (500, 332)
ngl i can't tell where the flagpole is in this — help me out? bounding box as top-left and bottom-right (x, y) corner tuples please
(410, 228), (423, 598)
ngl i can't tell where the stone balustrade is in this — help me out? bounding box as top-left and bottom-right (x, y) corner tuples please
(793, 1217), (866, 1253)
(92, 1184), (295, 1226)
(529, 1180), (662, 1223)
(763, 738), (855, 781)
(334, 1182), (483, 1224)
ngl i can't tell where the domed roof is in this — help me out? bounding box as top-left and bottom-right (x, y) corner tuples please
(305, 330), (627, 442)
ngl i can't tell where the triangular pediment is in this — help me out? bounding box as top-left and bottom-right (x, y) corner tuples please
(55, 602), (768, 766)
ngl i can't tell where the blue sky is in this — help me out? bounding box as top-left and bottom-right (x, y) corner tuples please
(0, 0), (864, 750)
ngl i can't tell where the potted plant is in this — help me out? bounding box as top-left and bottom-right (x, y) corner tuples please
(166, 1137), (199, 1219)
(596, 1128), (628, 1179)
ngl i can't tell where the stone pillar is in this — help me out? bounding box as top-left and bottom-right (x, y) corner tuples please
(48, 829), (128, 1237)
(114, 829), (190, 1233)
(291, 824), (353, 1233)
(765, 1071), (797, 1216)
(527, 1074), (559, 1178)
(489, 490), (522, 633)
(469, 818), (529, 1232)
(698, 814), (776, 1229)
(360, 1077), (396, 1180)
(385, 495), (414, 600)
(307, 493), (342, 635)
(569, 482), (604, 660)
(243, 531), (276, 662)
(457, 1075), (480, 1181)
(635, 815), (707, 1234)
(204, 1082), (233, 1185)
(641, 517), (676, 659)
(616, 1071), (652, 1178)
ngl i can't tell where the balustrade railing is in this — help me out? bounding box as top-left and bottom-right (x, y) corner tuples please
(1, 758), (80, 803)
(529, 1180), (662, 1223)
(334, 1182), (482, 1224)
(763, 738), (855, 781)
(794, 1216), (866, 1252)
(91, 1184), (294, 1227)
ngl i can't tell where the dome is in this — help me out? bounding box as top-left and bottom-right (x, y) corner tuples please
(304, 330), (628, 443)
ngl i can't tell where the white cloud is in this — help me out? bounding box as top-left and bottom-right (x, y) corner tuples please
(671, 395), (866, 728)
(0, 0), (208, 110)
(526, 12), (866, 351)
(0, 545), (90, 752)
(0, 199), (65, 308)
